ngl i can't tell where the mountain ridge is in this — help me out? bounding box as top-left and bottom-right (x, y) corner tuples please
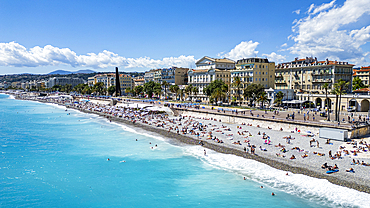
(47, 69), (96, 75)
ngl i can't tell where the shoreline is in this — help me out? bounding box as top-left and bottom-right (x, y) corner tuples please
(12, 95), (370, 194)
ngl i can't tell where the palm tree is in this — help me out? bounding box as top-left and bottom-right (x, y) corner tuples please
(161, 81), (170, 99)
(192, 86), (198, 98)
(331, 87), (340, 121)
(257, 92), (268, 108)
(177, 89), (184, 101)
(211, 88), (226, 105)
(125, 87), (132, 97)
(274, 91), (284, 109)
(232, 76), (242, 106)
(334, 79), (349, 121)
(170, 85), (179, 100)
(185, 84), (193, 100)
(323, 83), (330, 121)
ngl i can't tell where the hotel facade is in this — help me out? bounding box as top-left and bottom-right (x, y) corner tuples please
(274, 57), (353, 95)
(188, 56), (235, 102)
(230, 58), (275, 104)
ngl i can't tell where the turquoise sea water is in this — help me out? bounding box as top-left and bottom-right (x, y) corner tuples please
(0, 94), (367, 208)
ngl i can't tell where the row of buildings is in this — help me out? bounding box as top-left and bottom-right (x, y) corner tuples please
(186, 56), (360, 104)
(2, 77), (86, 90)
(3, 55), (370, 111)
(87, 67), (190, 94)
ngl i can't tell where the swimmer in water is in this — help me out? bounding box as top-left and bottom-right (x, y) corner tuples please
(243, 177), (246, 180)
(107, 158), (110, 161)
(260, 186), (263, 188)
(271, 193), (275, 196)
(204, 149), (206, 155)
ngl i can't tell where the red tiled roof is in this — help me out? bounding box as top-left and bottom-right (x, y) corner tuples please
(353, 88), (370, 92)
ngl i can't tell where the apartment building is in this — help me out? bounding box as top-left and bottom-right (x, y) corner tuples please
(46, 77), (85, 88)
(230, 58), (275, 103)
(88, 74), (133, 92)
(133, 78), (145, 87)
(144, 69), (156, 83)
(353, 66), (370, 85)
(275, 57), (353, 94)
(161, 67), (189, 85)
(119, 74), (134, 91)
(188, 56), (234, 102)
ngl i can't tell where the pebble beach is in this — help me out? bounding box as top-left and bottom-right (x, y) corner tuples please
(13, 94), (370, 194)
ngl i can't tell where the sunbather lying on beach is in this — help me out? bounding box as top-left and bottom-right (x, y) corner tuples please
(346, 168), (355, 173)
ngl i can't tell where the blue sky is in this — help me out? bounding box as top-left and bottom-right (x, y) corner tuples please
(0, 0), (369, 75)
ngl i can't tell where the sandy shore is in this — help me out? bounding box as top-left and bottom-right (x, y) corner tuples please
(13, 95), (370, 194)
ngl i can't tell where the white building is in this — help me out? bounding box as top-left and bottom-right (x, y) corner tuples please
(187, 56), (235, 102)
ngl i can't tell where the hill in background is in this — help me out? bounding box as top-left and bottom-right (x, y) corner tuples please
(47, 69), (96, 75)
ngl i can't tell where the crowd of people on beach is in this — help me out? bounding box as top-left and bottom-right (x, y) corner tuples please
(13, 94), (370, 181)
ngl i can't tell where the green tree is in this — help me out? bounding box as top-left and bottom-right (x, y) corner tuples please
(143, 81), (161, 98)
(177, 89), (184, 101)
(161, 81), (170, 98)
(274, 91), (284, 107)
(352, 77), (365, 90)
(73, 84), (89, 94)
(134, 85), (144, 96)
(92, 82), (105, 95)
(62, 84), (72, 93)
(323, 83), (330, 121)
(107, 85), (116, 96)
(51, 84), (62, 92)
(333, 79), (350, 121)
(125, 87), (132, 96)
(192, 86), (198, 98)
(184, 84), (193, 100)
(169, 85), (179, 100)
(257, 92), (268, 108)
(232, 76), (243, 106)
(204, 80), (228, 102)
(211, 88), (226, 105)
(243, 83), (264, 106)
(82, 85), (92, 95)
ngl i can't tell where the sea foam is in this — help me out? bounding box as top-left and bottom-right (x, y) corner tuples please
(183, 145), (370, 208)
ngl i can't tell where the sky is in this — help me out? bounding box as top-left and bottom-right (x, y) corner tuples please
(0, 0), (370, 75)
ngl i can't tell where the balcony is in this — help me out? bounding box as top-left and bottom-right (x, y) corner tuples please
(275, 73), (283, 78)
(312, 78), (332, 83)
(275, 80), (287, 84)
(311, 72), (333, 76)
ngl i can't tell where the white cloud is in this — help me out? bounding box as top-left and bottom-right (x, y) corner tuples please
(220, 41), (259, 60)
(310, 0), (336, 15)
(289, 0), (370, 66)
(293, 9), (300, 15)
(0, 41), (196, 69)
(281, 43), (288, 47)
(262, 52), (286, 63)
